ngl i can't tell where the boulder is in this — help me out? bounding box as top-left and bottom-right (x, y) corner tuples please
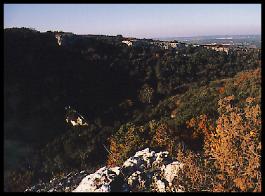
(25, 148), (184, 192)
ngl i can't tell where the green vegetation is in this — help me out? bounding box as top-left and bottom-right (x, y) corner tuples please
(4, 28), (261, 192)
(107, 68), (261, 165)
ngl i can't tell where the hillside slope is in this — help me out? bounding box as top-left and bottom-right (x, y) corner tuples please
(4, 28), (261, 192)
(26, 68), (261, 192)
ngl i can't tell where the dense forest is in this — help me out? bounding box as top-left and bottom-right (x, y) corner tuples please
(4, 28), (261, 192)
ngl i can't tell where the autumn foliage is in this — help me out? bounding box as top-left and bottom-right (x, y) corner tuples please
(107, 120), (175, 167)
(176, 95), (261, 192)
(186, 114), (215, 140)
(205, 95), (261, 191)
(106, 67), (261, 192)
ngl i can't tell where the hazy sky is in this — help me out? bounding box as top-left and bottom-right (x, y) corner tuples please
(4, 4), (261, 38)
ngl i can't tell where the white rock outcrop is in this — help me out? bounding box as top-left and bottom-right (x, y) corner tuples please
(73, 167), (120, 192)
(73, 148), (184, 192)
(25, 148), (184, 192)
(163, 161), (184, 186)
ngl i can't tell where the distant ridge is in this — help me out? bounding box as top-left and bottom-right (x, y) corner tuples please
(156, 34), (261, 41)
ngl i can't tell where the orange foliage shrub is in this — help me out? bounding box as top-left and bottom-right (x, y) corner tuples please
(106, 123), (146, 167)
(176, 95), (261, 192)
(174, 145), (212, 191)
(233, 68), (261, 86)
(186, 115), (215, 139)
(150, 121), (174, 155)
(218, 87), (225, 94)
(204, 95), (261, 192)
(107, 121), (175, 167)
(107, 137), (121, 167)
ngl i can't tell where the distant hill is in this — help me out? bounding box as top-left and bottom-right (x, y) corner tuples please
(158, 34), (261, 48)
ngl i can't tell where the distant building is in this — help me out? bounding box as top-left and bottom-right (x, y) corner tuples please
(150, 41), (179, 49)
(122, 40), (133, 46)
(169, 42), (178, 48)
(248, 45), (257, 49)
(163, 43), (169, 49)
(55, 33), (62, 46)
(55, 32), (74, 46)
(202, 44), (230, 54)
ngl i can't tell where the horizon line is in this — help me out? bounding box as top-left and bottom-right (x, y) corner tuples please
(4, 26), (261, 40)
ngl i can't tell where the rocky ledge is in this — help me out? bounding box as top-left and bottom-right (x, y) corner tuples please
(25, 148), (184, 192)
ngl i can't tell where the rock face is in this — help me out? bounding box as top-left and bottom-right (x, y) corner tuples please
(73, 167), (120, 192)
(65, 106), (88, 127)
(73, 148), (184, 192)
(25, 170), (89, 192)
(25, 148), (184, 192)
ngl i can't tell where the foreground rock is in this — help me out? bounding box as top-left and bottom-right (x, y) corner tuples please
(73, 167), (120, 192)
(25, 148), (184, 192)
(25, 170), (89, 192)
(72, 148), (185, 192)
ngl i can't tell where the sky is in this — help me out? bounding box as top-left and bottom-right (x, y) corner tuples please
(4, 4), (261, 38)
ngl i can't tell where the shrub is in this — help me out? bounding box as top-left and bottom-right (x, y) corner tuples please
(174, 95), (261, 192)
(186, 114), (215, 140)
(5, 170), (34, 192)
(107, 123), (147, 167)
(107, 120), (176, 167)
(204, 95), (261, 192)
(149, 120), (175, 155)
(138, 84), (154, 104)
(174, 145), (212, 191)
